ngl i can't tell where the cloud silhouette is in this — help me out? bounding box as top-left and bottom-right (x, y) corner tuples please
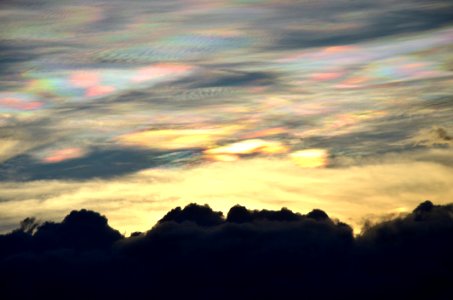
(355, 201), (453, 299)
(32, 209), (123, 251)
(158, 203), (224, 226)
(226, 204), (308, 222)
(1, 201), (452, 299)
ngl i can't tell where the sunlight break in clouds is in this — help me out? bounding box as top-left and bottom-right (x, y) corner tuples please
(204, 139), (288, 161)
(1, 150), (452, 235)
(289, 149), (328, 168)
(117, 125), (244, 150)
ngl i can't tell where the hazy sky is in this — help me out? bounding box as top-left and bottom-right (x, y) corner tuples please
(1, 0), (452, 234)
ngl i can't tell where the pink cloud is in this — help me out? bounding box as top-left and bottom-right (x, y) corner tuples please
(132, 63), (193, 83)
(42, 148), (86, 163)
(70, 71), (101, 88)
(0, 97), (43, 110)
(85, 85), (116, 97)
(310, 72), (343, 81)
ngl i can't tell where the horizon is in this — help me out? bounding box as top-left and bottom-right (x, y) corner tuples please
(1, 199), (446, 236)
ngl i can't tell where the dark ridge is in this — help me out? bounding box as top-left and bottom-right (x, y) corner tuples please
(226, 205), (254, 223)
(306, 208), (329, 221)
(414, 200), (434, 213)
(0, 201), (452, 300)
(158, 203), (224, 226)
(226, 205), (302, 223)
(32, 209), (123, 251)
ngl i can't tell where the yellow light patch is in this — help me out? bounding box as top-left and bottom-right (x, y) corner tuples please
(394, 207), (409, 213)
(289, 149), (328, 168)
(0, 139), (20, 163)
(117, 125), (243, 150)
(204, 139), (288, 158)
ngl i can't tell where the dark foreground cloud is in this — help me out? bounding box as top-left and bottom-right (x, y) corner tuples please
(1, 201), (452, 300)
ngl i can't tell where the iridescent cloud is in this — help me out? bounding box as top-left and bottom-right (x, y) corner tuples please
(41, 148), (87, 164)
(0, 93), (44, 112)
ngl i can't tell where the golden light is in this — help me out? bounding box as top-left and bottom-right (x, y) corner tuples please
(117, 125), (243, 150)
(204, 139), (288, 160)
(205, 154), (239, 162)
(289, 148), (328, 168)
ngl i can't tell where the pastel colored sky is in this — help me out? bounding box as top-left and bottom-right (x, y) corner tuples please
(1, 0), (452, 234)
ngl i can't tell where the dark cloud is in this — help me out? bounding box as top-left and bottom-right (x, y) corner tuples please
(1, 201), (452, 299)
(191, 71), (276, 88)
(356, 201), (453, 298)
(434, 127), (452, 141)
(413, 127), (453, 147)
(33, 209), (122, 250)
(269, 1), (453, 49)
(226, 204), (304, 222)
(0, 43), (46, 85)
(421, 95), (453, 110)
(159, 203), (224, 226)
(0, 147), (198, 181)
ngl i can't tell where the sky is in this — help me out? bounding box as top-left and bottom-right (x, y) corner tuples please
(1, 0), (453, 234)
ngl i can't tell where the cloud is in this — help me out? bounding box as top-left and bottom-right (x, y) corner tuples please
(289, 148), (328, 168)
(116, 125), (244, 151)
(0, 139), (20, 163)
(269, 0), (453, 50)
(410, 126), (452, 147)
(0, 120), (56, 164)
(204, 139), (288, 161)
(32, 209), (122, 251)
(0, 201), (452, 299)
(40, 147), (86, 163)
(158, 203), (224, 226)
(190, 70), (276, 88)
(0, 147), (192, 181)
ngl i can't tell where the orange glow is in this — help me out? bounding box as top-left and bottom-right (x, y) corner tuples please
(205, 154), (239, 162)
(289, 149), (328, 168)
(323, 45), (357, 53)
